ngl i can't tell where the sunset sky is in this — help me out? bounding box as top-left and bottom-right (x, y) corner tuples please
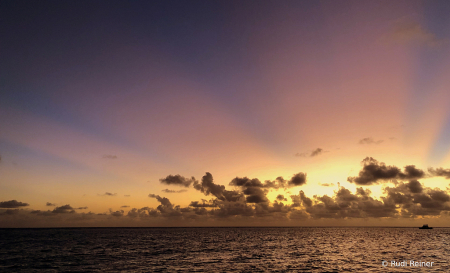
(1, 0), (450, 227)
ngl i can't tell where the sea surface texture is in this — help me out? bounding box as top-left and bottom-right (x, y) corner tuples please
(0, 227), (448, 272)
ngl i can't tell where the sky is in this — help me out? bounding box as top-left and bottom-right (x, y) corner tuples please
(1, 0), (450, 227)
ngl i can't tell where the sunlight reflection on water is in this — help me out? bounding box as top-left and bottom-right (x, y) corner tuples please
(0, 227), (448, 272)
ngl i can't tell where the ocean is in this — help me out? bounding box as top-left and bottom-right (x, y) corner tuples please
(0, 227), (448, 272)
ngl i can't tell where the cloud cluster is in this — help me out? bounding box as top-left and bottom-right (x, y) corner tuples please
(347, 157), (425, 185)
(3, 158), (450, 227)
(159, 175), (196, 187)
(193, 173), (243, 202)
(428, 168), (450, 179)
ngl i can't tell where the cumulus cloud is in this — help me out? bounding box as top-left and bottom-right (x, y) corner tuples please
(242, 187), (268, 203)
(110, 209), (124, 217)
(229, 173), (306, 204)
(347, 157), (425, 185)
(160, 175), (196, 187)
(3, 158), (450, 227)
(383, 181), (450, 216)
(229, 176), (286, 189)
(193, 173), (243, 202)
(428, 168), (450, 179)
(102, 154), (117, 159)
(127, 207), (156, 218)
(189, 201), (218, 208)
(0, 200), (29, 208)
(52, 205), (75, 214)
(276, 194), (287, 202)
(289, 172), (307, 186)
(148, 194), (184, 217)
(359, 137), (383, 145)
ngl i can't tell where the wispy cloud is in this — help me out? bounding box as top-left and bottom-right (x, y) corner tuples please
(162, 189), (188, 193)
(359, 137), (383, 145)
(99, 192), (117, 197)
(383, 19), (447, 48)
(295, 148), (325, 157)
(102, 154), (117, 159)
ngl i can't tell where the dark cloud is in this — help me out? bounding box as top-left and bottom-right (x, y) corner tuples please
(310, 148), (323, 157)
(290, 190), (312, 208)
(383, 181), (450, 216)
(229, 176), (296, 204)
(254, 201), (291, 217)
(299, 191), (312, 207)
(193, 173), (243, 202)
(209, 202), (254, 218)
(127, 207), (156, 218)
(276, 194), (287, 202)
(110, 209), (124, 217)
(160, 175), (196, 187)
(103, 154), (117, 159)
(243, 187), (268, 203)
(162, 189), (188, 193)
(407, 180), (423, 193)
(189, 201), (218, 208)
(229, 176), (286, 189)
(52, 205), (75, 214)
(295, 148), (325, 157)
(0, 209), (20, 216)
(289, 209), (309, 220)
(428, 168), (450, 179)
(0, 200), (29, 208)
(359, 137), (383, 145)
(306, 188), (396, 219)
(76, 207), (88, 210)
(401, 165), (425, 180)
(121, 205), (130, 208)
(100, 192), (117, 196)
(46, 202), (56, 206)
(347, 157), (425, 185)
(149, 194), (172, 207)
(289, 172), (307, 186)
(148, 194), (182, 217)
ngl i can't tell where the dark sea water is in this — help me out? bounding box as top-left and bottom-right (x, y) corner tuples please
(0, 227), (449, 272)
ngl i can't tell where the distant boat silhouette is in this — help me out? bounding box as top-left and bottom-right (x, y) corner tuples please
(419, 224), (433, 229)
